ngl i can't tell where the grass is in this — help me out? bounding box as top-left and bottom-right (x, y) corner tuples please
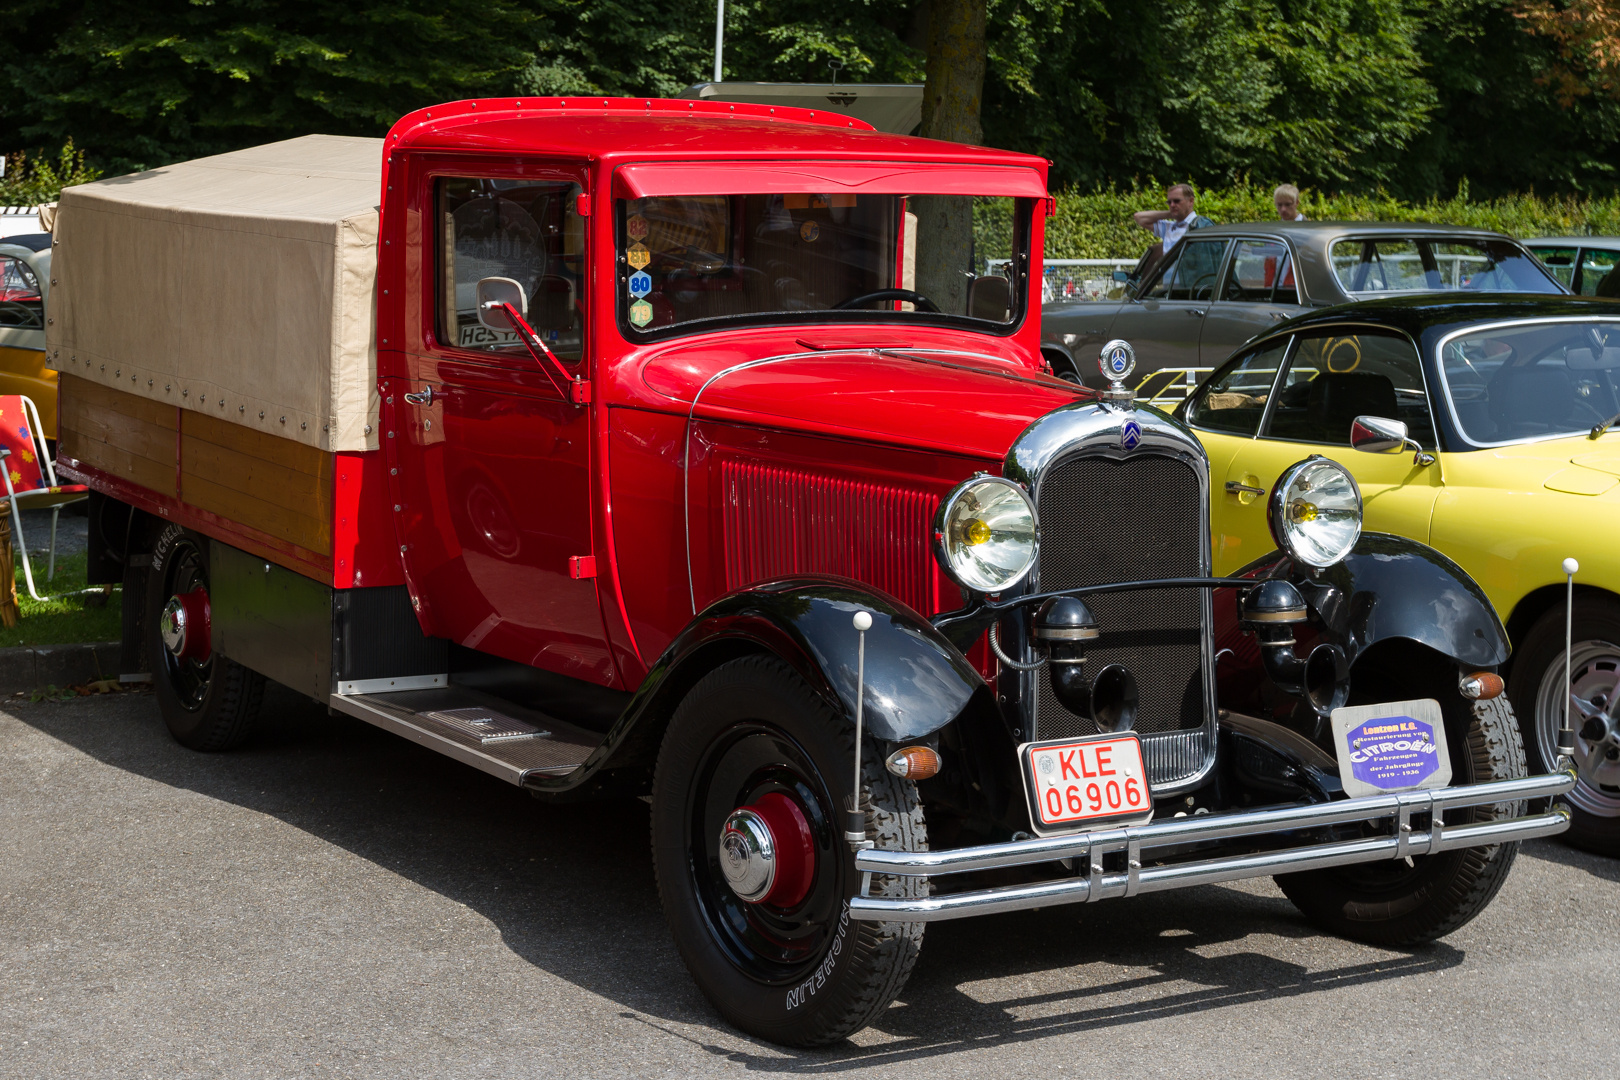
(0, 549), (121, 648)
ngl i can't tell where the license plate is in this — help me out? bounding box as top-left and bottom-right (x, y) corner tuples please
(1021, 733), (1154, 833)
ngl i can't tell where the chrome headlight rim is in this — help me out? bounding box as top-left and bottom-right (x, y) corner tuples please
(933, 474), (1040, 594)
(1266, 455), (1364, 569)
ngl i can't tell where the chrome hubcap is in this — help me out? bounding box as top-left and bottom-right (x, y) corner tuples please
(1536, 639), (1620, 817)
(160, 596), (188, 657)
(719, 808), (776, 903)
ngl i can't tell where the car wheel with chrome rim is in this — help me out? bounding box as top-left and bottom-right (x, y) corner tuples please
(651, 655), (926, 1046)
(145, 524), (264, 751)
(1510, 600), (1620, 856)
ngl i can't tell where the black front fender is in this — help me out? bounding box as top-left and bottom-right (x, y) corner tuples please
(661, 579), (987, 742)
(523, 578), (990, 796)
(1216, 533), (1508, 714)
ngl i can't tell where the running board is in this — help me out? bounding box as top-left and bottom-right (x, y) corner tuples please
(328, 686), (601, 785)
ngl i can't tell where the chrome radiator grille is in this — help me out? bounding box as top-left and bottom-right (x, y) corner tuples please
(1032, 452), (1207, 747)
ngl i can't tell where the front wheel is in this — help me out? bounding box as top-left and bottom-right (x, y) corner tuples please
(1510, 600), (1620, 856)
(651, 656), (926, 1046)
(1277, 675), (1526, 945)
(146, 525), (264, 751)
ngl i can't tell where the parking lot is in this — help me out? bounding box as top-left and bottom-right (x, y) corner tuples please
(2, 685), (1615, 1079)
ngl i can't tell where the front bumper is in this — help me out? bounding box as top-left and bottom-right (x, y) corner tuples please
(849, 769), (1576, 922)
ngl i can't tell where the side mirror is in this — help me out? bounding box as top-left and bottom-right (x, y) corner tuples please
(1349, 415), (1409, 454)
(1112, 270), (1130, 283)
(1351, 414), (1435, 466)
(476, 277), (527, 331)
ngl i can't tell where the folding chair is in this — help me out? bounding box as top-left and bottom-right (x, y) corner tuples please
(0, 394), (89, 600)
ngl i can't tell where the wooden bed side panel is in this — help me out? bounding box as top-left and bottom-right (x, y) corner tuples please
(57, 373), (179, 497)
(180, 412), (334, 556)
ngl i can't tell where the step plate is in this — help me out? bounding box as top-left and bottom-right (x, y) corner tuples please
(422, 707), (549, 744)
(330, 686), (600, 784)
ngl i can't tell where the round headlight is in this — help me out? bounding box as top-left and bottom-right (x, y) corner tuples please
(1267, 457), (1363, 568)
(934, 476), (1038, 593)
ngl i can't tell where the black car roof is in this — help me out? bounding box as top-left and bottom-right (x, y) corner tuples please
(0, 232), (51, 252)
(1259, 293), (1620, 341)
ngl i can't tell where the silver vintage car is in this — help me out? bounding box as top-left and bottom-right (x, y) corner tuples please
(1041, 222), (1567, 392)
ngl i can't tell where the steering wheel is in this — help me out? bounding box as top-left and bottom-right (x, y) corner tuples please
(833, 288), (940, 314)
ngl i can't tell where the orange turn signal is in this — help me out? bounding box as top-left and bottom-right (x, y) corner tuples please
(885, 746), (942, 780)
(1459, 672), (1505, 701)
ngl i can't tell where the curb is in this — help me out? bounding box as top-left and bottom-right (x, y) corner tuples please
(0, 642), (121, 693)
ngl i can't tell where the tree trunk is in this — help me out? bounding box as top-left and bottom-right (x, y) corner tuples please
(914, 0), (988, 317)
(919, 0), (987, 145)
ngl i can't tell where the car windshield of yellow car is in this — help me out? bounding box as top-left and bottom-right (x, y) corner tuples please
(616, 193), (1028, 334)
(1440, 320), (1620, 444)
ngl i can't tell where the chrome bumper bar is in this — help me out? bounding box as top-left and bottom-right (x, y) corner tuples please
(849, 769), (1576, 922)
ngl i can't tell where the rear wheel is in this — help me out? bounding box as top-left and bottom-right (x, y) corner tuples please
(651, 656), (926, 1046)
(1510, 600), (1620, 856)
(1276, 664), (1526, 945)
(146, 525), (263, 751)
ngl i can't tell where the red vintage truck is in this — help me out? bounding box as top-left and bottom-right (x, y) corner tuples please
(46, 98), (1573, 1045)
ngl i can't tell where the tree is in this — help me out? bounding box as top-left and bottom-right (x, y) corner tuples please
(1516, 0), (1620, 103)
(0, 0), (541, 174)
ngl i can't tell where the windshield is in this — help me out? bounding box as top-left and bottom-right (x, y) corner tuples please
(616, 193), (1028, 335)
(1329, 238), (1562, 296)
(1439, 319), (1620, 444)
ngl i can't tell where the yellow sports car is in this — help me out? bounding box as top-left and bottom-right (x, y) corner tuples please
(1178, 295), (1620, 854)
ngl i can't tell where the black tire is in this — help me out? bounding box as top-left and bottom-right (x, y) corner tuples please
(1277, 669), (1526, 946)
(1509, 600), (1620, 857)
(651, 656), (926, 1046)
(146, 525), (264, 751)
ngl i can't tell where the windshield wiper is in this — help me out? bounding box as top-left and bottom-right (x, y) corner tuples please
(1591, 409), (1620, 439)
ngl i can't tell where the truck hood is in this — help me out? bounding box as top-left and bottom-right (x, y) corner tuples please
(640, 346), (1090, 461)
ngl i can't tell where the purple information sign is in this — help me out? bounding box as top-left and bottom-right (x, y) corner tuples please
(1345, 716), (1442, 791)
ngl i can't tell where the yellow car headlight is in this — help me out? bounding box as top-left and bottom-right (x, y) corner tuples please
(934, 476), (1039, 593)
(1267, 457), (1363, 568)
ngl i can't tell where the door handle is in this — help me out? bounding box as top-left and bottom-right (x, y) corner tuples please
(403, 386), (437, 407)
(1187, 309), (1205, 317)
(1225, 480), (1266, 497)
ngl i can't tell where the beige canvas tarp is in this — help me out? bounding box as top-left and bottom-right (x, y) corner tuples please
(45, 135), (383, 453)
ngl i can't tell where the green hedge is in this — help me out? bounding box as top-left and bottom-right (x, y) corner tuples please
(1045, 181), (1620, 261)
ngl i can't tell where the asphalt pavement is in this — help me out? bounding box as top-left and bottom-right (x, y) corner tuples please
(2, 684), (1615, 1079)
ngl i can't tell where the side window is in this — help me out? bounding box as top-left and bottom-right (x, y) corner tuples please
(1579, 248), (1620, 296)
(0, 255), (43, 329)
(1223, 240), (1298, 304)
(1265, 331), (1435, 446)
(1330, 239), (1428, 293)
(1169, 239), (1225, 301)
(1140, 243), (1185, 301)
(1183, 337), (1290, 436)
(1531, 246), (1578, 291)
(437, 177), (586, 361)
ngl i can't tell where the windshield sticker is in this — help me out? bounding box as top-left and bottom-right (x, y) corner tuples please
(1330, 698), (1452, 797)
(629, 299), (653, 327)
(627, 243), (650, 270)
(628, 270), (652, 298)
(626, 215), (649, 241)
(800, 220), (820, 243)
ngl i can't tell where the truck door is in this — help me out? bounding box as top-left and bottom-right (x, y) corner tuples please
(388, 169), (617, 686)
